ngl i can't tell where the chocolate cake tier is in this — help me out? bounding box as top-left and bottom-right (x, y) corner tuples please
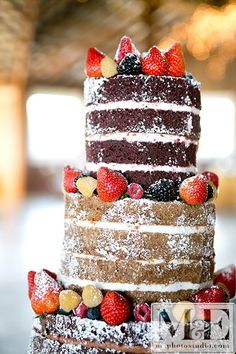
(60, 194), (215, 303)
(84, 74), (201, 187)
(29, 315), (150, 354)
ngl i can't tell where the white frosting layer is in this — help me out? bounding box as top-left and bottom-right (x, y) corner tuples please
(86, 132), (197, 146)
(86, 162), (197, 174)
(70, 252), (202, 266)
(59, 274), (212, 292)
(85, 101), (200, 115)
(65, 219), (211, 235)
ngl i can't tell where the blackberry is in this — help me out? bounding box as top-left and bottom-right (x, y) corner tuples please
(118, 53), (142, 75)
(145, 179), (176, 201)
(87, 306), (100, 320)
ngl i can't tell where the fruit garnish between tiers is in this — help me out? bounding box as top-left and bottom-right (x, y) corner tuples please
(85, 35), (185, 78)
(27, 265), (236, 323)
(63, 165), (219, 205)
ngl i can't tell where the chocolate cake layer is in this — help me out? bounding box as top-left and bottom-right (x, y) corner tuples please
(60, 194), (215, 302)
(84, 75), (201, 109)
(86, 110), (200, 140)
(29, 315), (150, 354)
(86, 140), (197, 167)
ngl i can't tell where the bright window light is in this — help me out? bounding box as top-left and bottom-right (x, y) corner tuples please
(26, 93), (85, 165)
(198, 94), (235, 159)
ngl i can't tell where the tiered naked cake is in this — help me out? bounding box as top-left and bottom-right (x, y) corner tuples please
(28, 37), (222, 354)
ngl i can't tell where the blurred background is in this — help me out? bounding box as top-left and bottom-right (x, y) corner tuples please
(0, 0), (236, 353)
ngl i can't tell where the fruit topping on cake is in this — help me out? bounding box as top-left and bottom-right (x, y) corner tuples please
(118, 53), (142, 75)
(214, 264), (236, 299)
(133, 303), (151, 322)
(101, 56), (118, 78)
(63, 165), (82, 193)
(87, 306), (100, 320)
(164, 43), (185, 77)
(202, 171), (219, 189)
(59, 289), (81, 312)
(115, 35), (139, 64)
(127, 183), (144, 199)
(73, 301), (88, 318)
(97, 166), (128, 202)
(179, 175), (208, 205)
(85, 47), (105, 77)
(206, 180), (218, 202)
(191, 285), (226, 321)
(82, 284), (104, 308)
(100, 291), (131, 325)
(76, 176), (97, 197)
(145, 178), (176, 201)
(141, 46), (168, 76)
(30, 270), (61, 315)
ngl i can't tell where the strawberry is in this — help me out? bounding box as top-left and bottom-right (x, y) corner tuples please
(141, 46), (168, 76)
(100, 291), (130, 325)
(191, 285), (226, 321)
(214, 264), (236, 299)
(43, 269), (57, 281)
(28, 271), (36, 299)
(85, 47), (105, 77)
(179, 175), (208, 205)
(115, 36), (139, 64)
(31, 270), (61, 315)
(202, 171), (219, 189)
(164, 43), (185, 77)
(63, 165), (81, 193)
(97, 167), (128, 202)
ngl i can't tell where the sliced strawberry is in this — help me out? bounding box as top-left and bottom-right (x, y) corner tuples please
(164, 43), (185, 77)
(115, 36), (139, 64)
(202, 171), (219, 189)
(31, 270), (61, 315)
(28, 271), (36, 299)
(141, 46), (167, 76)
(179, 175), (208, 205)
(63, 165), (81, 193)
(100, 291), (130, 325)
(214, 264), (236, 299)
(85, 47), (105, 77)
(97, 167), (128, 202)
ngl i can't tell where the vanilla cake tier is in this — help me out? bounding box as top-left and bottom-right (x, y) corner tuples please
(85, 74), (201, 188)
(60, 193), (215, 303)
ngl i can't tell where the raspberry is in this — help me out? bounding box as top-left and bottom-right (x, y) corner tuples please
(118, 54), (142, 75)
(73, 301), (88, 318)
(202, 171), (219, 189)
(145, 179), (176, 201)
(133, 303), (151, 322)
(127, 183), (144, 199)
(82, 285), (103, 308)
(59, 290), (81, 312)
(63, 166), (81, 193)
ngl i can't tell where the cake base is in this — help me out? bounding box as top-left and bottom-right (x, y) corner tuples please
(28, 315), (151, 354)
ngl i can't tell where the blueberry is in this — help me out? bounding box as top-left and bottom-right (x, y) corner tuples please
(87, 306), (100, 320)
